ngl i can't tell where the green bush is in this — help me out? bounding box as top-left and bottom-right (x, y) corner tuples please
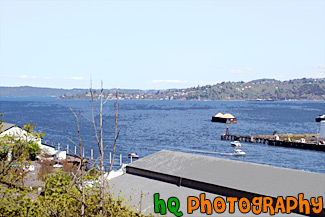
(27, 142), (41, 161)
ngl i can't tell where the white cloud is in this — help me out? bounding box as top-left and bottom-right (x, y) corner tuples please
(43, 76), (85, 80)
(151, 80), (188, 83)
(273, 75), (285, 80)
(229, 67), (256, 77)
(18, 75), (37, 79)
(2, 75), (85, 80)
(70, 77), (85, 80)
(150, 80), (222, 85)
(2, 74), (38, 79)
(317, 65), (325, 73)
(293, 66), (325, 79)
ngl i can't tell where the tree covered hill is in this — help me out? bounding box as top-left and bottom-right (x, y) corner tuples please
(0, 86), (86, 97)
(0, 86), (157, 98)
(1, 78), (324, 101)
(179, 78), (325, 101)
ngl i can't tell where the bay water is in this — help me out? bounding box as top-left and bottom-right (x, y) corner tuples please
(1, 98), (324, 173)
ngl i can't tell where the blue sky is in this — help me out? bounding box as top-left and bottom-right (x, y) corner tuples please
(0, 0), (324, 89)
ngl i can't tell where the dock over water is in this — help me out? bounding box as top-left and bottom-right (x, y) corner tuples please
(221, 134), (325, 151)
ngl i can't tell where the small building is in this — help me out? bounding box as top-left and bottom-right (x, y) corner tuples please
(211, 113), (237, 124)
(0, 122), (42, 146)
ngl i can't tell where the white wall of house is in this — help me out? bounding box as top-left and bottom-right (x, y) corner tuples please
(0, 126), (67, 160)
(56, 150), (66, 160)
(37, 146), (66, 160)
(0, 126), (41, 146)
(39, 143), (56, 155)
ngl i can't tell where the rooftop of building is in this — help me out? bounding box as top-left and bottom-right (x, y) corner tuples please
(109, 150), (325, 216)
(0, 122), (16, 133)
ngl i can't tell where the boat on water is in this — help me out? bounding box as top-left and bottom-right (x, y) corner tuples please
(315, 114), (325, 122)
(128, 152), (139, 158)
(231, 141), (241, 147)
(232, 148), (246, 156)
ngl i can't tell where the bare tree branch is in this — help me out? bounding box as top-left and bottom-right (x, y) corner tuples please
(99, 81), (105, 216)
(90, 88), (101, 151)
(108, 92), (119, 176)
(70, 107), (86, 217)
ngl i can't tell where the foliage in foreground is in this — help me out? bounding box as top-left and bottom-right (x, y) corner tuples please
(0, 117), (149, 216)
(0, 118), (42, 188)
(0, 170), (151, 216)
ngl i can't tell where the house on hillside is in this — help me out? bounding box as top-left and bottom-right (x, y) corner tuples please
(0, 122), (66, 160)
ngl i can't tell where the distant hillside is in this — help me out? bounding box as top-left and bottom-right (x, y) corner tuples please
(0, 86), (156, 97)
(0, 86), (86, 97)
(1, 78), (324, 101)
(59, 78), (325, 101)
(180, 78), (325, 101)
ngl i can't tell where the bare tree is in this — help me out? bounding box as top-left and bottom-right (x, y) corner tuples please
(69, 109), (86, 216)
(64, 81), (119, 216)
(87, 81), (119, 216)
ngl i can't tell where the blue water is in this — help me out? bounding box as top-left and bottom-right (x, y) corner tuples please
(0, 98), (324, 173)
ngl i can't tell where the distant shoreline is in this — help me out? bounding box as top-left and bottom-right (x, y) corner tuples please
(1, 78), (325, 101)
(1, 96), (324, 102)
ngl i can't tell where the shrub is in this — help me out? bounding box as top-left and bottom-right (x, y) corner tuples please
(27, 142), (41, 161)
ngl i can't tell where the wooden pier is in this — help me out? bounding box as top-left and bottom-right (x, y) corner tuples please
(221, 134), (269, 144)
(221, 134), (325, 151)
(66, 154), (91, 165)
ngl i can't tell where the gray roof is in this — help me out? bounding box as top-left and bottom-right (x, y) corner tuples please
(109, 150), (324, 216)
(127, 150), (325, 199)
(110, 173), (304, 217)
(0, 122), (16, 133)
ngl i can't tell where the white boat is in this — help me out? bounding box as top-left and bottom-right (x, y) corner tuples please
(231, 141), (242, 147)
(316, 114), (325, 122)
(232, 148), (246, 156)
(128, 152), (139, 158)
(53, 163), (63, 168)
